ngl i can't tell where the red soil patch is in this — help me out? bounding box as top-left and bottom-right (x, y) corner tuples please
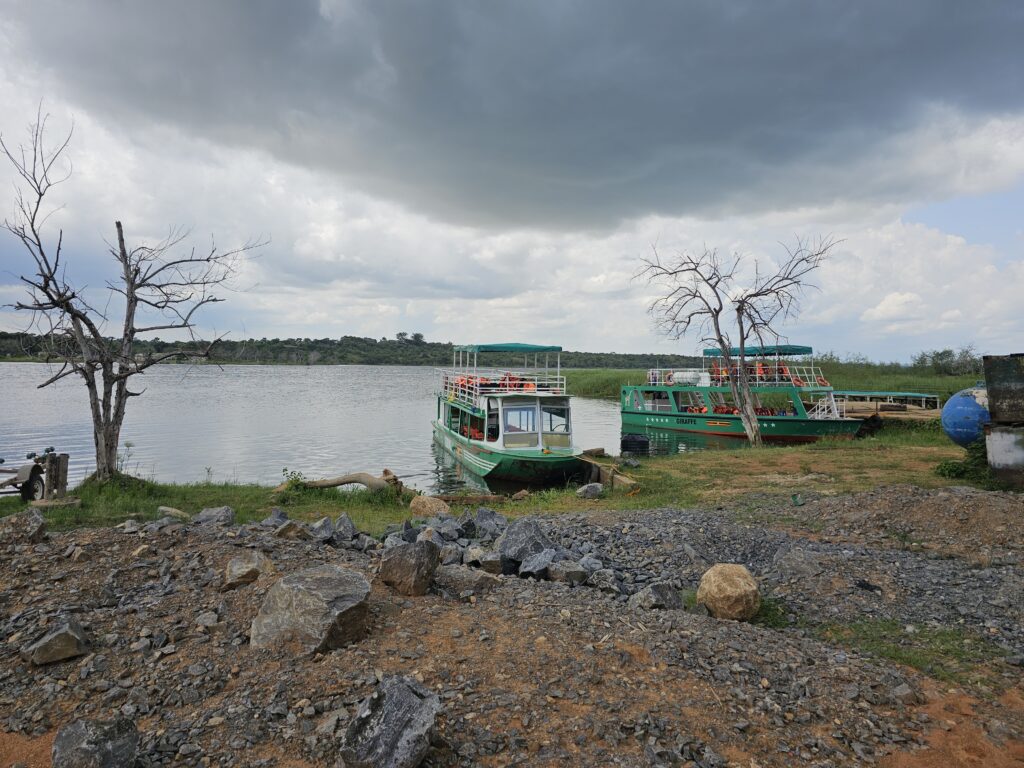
(0, 730), (54, 767)
(881, 688), (1024, 768)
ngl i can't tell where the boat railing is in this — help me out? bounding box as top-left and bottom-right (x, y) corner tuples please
(806, 394), (846, 420)
(646, 364), (833, 389)
(439, 368), (567, 406)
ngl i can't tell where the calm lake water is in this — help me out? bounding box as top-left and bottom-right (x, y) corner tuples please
(1, 363), (640, 493)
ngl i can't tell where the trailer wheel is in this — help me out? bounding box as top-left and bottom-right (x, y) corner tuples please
(20, 472), (45, 502)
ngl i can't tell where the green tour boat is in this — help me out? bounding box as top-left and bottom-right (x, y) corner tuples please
(621, 345), (862, 443)
(433, 343), (584, 483)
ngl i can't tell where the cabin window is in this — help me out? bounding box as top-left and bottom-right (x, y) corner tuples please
(541, 404), (569, 433)
(502, 404), (538, 448)
(642, 389), (673, 412)
(541, 404), (571, 448)
(446, 405), (462, 432)
(463, 415), (485, 441)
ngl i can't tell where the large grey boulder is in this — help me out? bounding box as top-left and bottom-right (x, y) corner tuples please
(335, 512), (358, 541)
(223, 550), (275, 590)
(474, 507), (507, 541)
(340, 675), (441, 768)
(628, 582), (683, 610)
(21, 617), (89, 665)
(52, 718), (138, 768)
(380, 541), (441, 596)
(463, 544), (502, 574)
(194, 506), (234, 525)
(518, 548), (557, 579)
(0, 508), (46, 543)
(576, 483), (603, 500)
(433, 565), (500, 597)
(456, 511), (477, 538)
(415, 527), (446, 548)
(495, 519), (554, 573)
(250, 564), (370, 653)
(439, 543), (463, 565)
(309, 516), (336, 542)
(548, 560), (588, 585)
(260, 507), (289, 528)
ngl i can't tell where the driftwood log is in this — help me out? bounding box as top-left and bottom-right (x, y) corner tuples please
(430, 494), (507, 505)
(273, 468), (404, 495)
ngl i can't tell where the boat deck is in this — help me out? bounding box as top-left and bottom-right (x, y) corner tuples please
(439, 368), (566, 409)
(646, 365), (833, 389)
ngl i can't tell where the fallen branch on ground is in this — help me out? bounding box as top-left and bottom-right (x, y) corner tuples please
(272, 468), (403, 495)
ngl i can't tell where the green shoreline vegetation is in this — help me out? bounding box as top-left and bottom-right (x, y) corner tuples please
(1, 417), (961, 534)
(565, 360), (981, 401)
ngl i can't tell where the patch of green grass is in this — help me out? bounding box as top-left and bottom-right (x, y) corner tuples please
(680, 588), (698, 611)
(935, 438), (1004, 489)
(564, 369), (647, 399)
(0, 473), (416, 537)
(817, 619), (1008, 686)
(752, 596), (790, 629)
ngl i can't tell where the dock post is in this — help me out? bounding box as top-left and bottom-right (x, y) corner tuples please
(42, 453), (56, 500)
(54, 453), (69, 498)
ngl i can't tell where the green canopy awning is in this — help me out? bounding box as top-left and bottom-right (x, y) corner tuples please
(702, 344), (812, 357)
(455, 343), (562, 353)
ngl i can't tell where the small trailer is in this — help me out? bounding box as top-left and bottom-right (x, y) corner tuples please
(0, 448), (63, 502)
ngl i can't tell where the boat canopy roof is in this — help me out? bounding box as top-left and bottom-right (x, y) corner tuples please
(702, 344), (812, 358)
(455, 343), (562, 353)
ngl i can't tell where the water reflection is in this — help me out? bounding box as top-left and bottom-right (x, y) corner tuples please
(621, 427), (749, 455)
(0, 363), (622, 494)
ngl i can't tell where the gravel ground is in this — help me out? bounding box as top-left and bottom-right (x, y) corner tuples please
(1, 486), (1022, 767)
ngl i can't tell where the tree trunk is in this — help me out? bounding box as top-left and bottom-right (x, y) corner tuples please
(735, 368), (763, 447)
(729, 315), (763, 447)
(95, 421), (119, 480)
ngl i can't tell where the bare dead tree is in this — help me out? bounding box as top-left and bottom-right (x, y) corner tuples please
(2, 109), (264, 480)
(639, 237), (838, 446)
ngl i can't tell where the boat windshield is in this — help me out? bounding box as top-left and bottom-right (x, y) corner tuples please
(503, 404), (538, 448)
(541, 402), (571, 447)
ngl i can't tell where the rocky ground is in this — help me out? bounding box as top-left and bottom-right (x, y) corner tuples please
(1, 485), (1022, 768)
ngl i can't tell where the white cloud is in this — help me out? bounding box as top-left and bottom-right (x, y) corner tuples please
(0, 20), (1022, 361)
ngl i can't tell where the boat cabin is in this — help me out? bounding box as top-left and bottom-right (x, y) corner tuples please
(625, 345), (847, 422)
(437, 343), (574, 450)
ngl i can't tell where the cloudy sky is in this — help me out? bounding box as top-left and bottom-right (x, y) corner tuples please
(0, 1), (1021, 360)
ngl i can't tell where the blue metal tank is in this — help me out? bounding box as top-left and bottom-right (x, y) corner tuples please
(940, 387), (990, 447)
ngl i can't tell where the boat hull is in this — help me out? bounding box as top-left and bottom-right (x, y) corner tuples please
(432, 421), (583, 481)
(621, 410), (861, 443)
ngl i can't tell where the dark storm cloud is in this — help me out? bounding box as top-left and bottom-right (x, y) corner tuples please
(5, 0), (1024, 228)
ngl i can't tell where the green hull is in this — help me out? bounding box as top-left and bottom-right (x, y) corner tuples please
(432, 421), (583, 481)
(621, 410), (860, 442)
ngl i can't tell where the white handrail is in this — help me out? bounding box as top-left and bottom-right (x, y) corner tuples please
(646, 365), (832, 389)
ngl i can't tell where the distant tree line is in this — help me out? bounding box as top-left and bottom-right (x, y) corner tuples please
(0, 331), (702, 369)
(910, 345), (984, 376)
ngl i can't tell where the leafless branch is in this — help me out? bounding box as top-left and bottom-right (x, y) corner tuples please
(2, 109), (265, 479)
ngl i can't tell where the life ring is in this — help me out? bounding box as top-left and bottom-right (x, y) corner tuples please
(792, 377), (806, 387)
(817, 376), (829, 387)
(664, 372), (675, 386)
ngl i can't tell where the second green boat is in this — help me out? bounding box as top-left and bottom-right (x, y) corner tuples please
(621, 345), (863, 443)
